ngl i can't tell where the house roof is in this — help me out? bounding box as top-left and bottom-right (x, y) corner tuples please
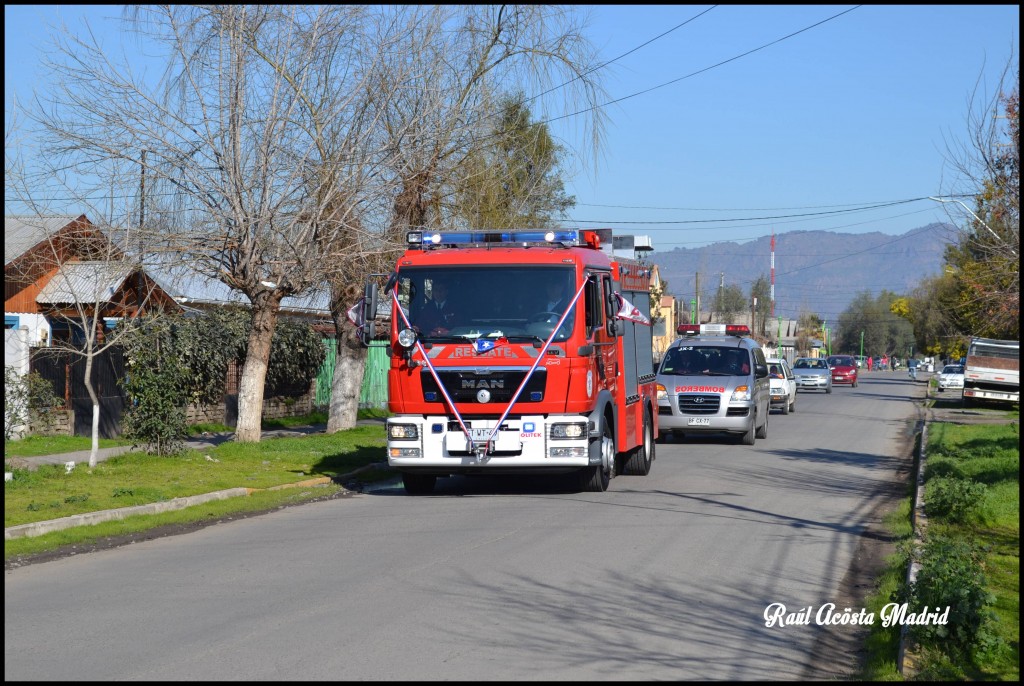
(35, 261), (137, 305)
(145, 263), (333, 317)
(4, 215), (85, 266)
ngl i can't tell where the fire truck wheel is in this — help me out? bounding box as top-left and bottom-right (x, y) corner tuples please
(755, 410), (768, 439)
(402, 473), (436, 495)
(621, 406), (654, 476)
(578, 421), (613, 492)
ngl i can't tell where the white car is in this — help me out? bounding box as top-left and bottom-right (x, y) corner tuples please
(937, 364), (965, 392)
(766, 357), (796, 414)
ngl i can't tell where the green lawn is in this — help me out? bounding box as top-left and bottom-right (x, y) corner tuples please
(5, 422), (390, 560)
(857, 419), (1020, 681)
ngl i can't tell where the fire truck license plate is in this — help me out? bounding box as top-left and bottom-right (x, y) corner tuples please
(471, 428), (493, 441)
(687, 418), (711, 426)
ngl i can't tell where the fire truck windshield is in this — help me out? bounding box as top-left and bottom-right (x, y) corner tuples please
(396, 266), (577, 342)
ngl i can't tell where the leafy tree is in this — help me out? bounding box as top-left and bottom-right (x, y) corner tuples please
(795, 310), (823, 356)
(453, 93), (575, 229)
(835, 290), (914, 359)
(649, 275), (667, 326)
(713, 284), (746, 324)
(936, 59), (1019, 339)
(749, 275), (772, 335)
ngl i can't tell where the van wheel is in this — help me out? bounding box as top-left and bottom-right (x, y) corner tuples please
(789, 396), (796, 413)
(622, 406), (654, 476)
(756, 411), (768, 439)
(739, 421), (755, 446)
(402, 473), (436, 495)
(781, 398), (790, 415)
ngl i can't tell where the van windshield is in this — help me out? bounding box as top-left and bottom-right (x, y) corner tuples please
(660, 346), (751, 376)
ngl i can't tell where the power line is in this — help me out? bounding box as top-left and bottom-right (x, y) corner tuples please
(541, 6), (862, 125)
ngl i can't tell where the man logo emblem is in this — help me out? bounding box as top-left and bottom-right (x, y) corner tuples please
(476, 389), (491, 403)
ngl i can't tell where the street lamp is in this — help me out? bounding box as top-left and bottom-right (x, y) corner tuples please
(928, 196), (1017, 256)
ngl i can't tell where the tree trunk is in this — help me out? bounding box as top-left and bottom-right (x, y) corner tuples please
(235, 296), (282, 443)
(83, 355), (101, 468)
(327, 324), (368, 433)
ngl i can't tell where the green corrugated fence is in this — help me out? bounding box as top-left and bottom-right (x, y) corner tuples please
(315, 339), (388, 409)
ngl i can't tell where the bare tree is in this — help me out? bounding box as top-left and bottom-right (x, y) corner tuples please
(22, 6), (400, 442)
(13, 5), (608, 441)
(323, 5), (609, 432)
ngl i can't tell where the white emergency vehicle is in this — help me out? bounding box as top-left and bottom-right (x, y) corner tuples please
(655, 324), (770, 445)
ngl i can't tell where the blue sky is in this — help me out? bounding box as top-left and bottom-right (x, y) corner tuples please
(5, 4), (1019, 254)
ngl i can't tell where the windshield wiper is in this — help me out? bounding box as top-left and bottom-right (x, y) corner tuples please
(504, 334), (545, 344)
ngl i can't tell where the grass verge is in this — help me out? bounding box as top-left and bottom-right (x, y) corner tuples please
(856, 419), (1019, 681)
(5, 423), (390, 561)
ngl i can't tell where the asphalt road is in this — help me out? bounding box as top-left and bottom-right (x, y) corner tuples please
(4, 373), (924, 681)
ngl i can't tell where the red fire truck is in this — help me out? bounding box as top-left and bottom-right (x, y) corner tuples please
(357, 228), (658, 494)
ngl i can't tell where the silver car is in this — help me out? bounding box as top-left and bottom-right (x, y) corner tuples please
(792, 357), (832, 393)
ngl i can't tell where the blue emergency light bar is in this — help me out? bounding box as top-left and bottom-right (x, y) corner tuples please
(407, 229), (597, 250)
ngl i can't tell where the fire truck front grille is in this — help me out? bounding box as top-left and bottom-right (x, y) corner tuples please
(677, 394), (721, 415)
(422, 369), (547, 403)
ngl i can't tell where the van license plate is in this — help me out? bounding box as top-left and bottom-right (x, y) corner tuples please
(687, 418), (711, 426)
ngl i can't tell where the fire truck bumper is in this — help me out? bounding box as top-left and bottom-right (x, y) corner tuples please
(386, 415), (594, 471)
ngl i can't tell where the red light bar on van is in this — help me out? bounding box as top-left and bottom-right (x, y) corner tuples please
(676, 323), (750, 336)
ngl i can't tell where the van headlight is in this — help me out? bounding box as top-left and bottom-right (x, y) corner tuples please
(656, 383), (667, 401)
(730, 385), (751, 402)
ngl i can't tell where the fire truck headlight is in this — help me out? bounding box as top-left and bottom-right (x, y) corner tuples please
(550, 422), (587, 439)
(730, 385), (751, 402)
(397, 327), (418, 348)
(656, 383), (667, 401)
(388, 423), (419, 440)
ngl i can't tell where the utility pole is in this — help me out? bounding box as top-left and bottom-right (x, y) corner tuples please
(695, 272), (700, 325)
(717, 271), (724, 323)
(751, 297), (757, 334)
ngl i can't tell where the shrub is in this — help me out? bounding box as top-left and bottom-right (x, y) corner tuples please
(4, 366), (63, 440)
(924, 477), (986, 522)
(893, 534), (1001, 661)
(119, 317), (189, 456)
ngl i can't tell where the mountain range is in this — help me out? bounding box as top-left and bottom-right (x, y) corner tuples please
(647, 223), (953, 323)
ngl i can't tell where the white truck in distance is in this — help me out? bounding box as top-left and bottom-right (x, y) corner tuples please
(962, 337), (1019, 405)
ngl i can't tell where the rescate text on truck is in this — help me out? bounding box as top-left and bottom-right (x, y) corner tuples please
(355, 228), (659, 494)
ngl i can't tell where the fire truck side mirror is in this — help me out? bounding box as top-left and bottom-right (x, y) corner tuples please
(359, 282), (378, 346)
(604, 289), (617, 319)
(607, 319), (624, 337)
